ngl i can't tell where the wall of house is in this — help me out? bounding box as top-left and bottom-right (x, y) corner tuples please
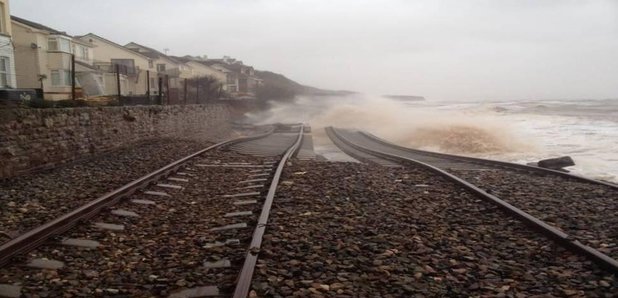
(0, 103), (232, 178)
(11, 22), (42, 89)
(12, 23), (76, 99)
(78, 35), (157, 95)
(81, 36), (151, 70)
(188, 61), (226, 82)
(44, 50), (73, 100)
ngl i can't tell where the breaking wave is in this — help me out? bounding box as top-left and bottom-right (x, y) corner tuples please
(250, 94), (533, 155)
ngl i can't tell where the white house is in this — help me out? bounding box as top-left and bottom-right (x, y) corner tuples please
(77, 33), (158, 96)
(11, 16), (101, 100)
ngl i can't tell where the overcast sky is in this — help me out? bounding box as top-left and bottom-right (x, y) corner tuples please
(10, 0), (618, 101)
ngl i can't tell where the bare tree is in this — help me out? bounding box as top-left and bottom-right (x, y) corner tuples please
(188, 75), (223, 103)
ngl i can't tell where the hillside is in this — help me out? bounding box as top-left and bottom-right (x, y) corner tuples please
(255, 70), (353, 100)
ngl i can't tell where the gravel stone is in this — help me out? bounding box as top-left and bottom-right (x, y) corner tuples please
(0, 150), (274, 296)
(251, 160), (618, 297)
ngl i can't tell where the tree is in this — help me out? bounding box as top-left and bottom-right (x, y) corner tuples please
(188, 75), (223, 103)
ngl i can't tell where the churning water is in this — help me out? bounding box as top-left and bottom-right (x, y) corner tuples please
(245, 95), (618, 183)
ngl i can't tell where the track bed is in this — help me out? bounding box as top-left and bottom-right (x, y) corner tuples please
(253, 161), (617, 297)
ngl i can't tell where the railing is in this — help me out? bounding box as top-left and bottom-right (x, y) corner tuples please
(94, 63), (139, 76)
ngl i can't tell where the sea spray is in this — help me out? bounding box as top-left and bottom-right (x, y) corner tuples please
(247, 94), (533, 155)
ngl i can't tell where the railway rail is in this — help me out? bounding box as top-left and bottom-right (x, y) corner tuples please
(0, 124), (304, 297)
(327, 126), (618, 274)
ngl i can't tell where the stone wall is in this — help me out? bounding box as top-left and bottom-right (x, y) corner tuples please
(0, 104), (231, 178)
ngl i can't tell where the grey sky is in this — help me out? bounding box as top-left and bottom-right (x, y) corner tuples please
(11, 0), (618, 100)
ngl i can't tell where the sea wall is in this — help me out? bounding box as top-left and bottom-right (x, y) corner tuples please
(0, 104), (231, 178)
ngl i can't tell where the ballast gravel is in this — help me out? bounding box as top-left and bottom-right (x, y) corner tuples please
(252, 161), (617, 297)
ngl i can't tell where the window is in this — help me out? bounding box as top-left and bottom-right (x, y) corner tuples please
(157, 64), (166, 72)
(226, 74), (235, 84)
(48, 38), (58, 51)
(0, 56), (9, 87)
(51, 70), (60, 86)
(148, 60), (154, 68)
(59, 39), (71, 52)
(50, 69), (71, 86)
(48, 37), (72, 53)
(76, 45), (89, 60)
(150, 77), (155, 88)
(111, 59), (136, 74)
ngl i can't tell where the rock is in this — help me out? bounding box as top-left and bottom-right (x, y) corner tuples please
(537, 156), (575, 171)
(599, 280), (611, 287)
(0, 284), (21, 298)
(289, 259), (301, 266)
(330, 283), (345, 291)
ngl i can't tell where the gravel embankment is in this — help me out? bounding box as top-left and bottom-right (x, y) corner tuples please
(450, 169), (618, 260)
(252, 161), (617, 297)
(0, 150), (275, 297)
(0, 138), (215, 238)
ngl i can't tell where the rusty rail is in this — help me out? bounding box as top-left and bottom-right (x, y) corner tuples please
(360, 131), (618, 189)
(0, 128), (275, 267)
(233, 124), (305, 298)
(327, 127), (618, 274)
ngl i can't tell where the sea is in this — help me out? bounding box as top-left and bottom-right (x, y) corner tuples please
(418, 98), (618, 183)
(247, 95), (618, 183)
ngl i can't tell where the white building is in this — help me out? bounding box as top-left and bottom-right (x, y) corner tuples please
(11, 16), (102, 100)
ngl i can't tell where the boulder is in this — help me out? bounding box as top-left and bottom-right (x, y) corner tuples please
(537, 156), (575, 171)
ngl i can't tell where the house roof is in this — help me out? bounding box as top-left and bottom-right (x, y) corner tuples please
(12, 16), (94, 47)
(168, 55), (191, 63)
(225, 63), (245, 71)
(76, 33), (152, 60)
(125, 42), (181, 64)
(11, 15), (71, 37)
(202, 59), (225, 66)
(205, 62), (232, 73)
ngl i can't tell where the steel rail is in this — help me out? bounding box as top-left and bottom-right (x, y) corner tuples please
(0, 128), (275, 267)
(327, 127), (618, 274)
(360, 131), (618, 189)
(233, 124), (305, 298)
(324, 127), (397, 166)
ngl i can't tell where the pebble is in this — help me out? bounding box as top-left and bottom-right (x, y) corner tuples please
(0, 149), (271, 297)
(0, 140), (218, 233)
(250, 160), (618, 297)
(449, 168), (618, 260)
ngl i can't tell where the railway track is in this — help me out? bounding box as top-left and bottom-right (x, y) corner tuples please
(327, 126), (618, 273)
(252, 159), (617, 296)
(0, 124), (304, 297)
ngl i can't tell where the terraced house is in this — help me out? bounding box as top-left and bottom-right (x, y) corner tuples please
(10, 16), (103, 100)
(124, 42), (184, 102)
(76, 33), (158, 97)
(203, 56), (262, 98)
(171, 56), (227, 85)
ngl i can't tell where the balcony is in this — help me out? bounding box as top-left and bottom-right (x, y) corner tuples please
(162, 68), (181, 77)
(94, 62), (139, 76)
